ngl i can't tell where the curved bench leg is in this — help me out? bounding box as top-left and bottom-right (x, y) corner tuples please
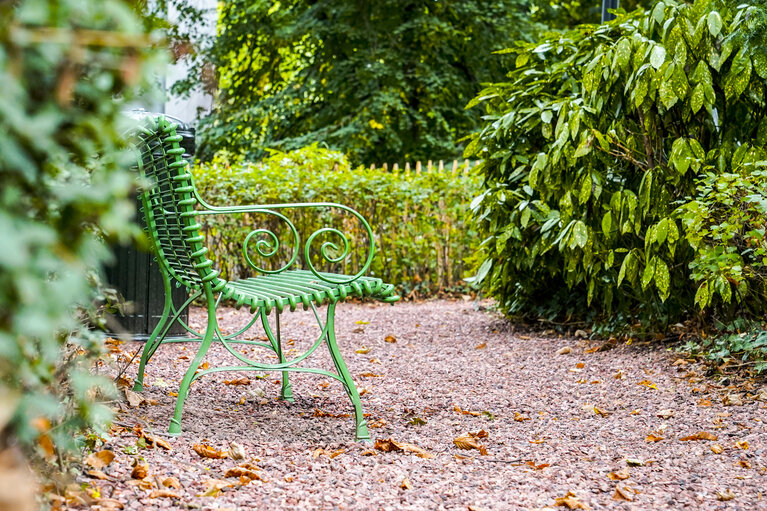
(323, 303), (370, 442)
(168, 286), (217, 435)
(134, 274), (173, 392)
(274, 313), (295, 402)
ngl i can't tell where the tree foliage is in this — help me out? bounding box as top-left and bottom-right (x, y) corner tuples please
(197, 0), (540, 164)
(0, 0), (162, 461)
(467, 0), (767, 331)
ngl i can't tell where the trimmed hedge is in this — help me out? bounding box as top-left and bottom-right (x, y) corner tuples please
(192, 146), (481, 297)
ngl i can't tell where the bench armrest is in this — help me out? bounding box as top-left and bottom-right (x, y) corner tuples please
(193, 190), (375, 285)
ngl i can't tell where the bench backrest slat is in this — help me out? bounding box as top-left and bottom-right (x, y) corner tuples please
(132, 116), (224, 291)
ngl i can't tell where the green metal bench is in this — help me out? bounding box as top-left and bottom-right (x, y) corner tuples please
(129, 115), (399, 441)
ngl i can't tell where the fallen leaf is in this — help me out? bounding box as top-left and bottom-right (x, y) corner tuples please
(355, 347), (371, 354)
(697, 398), (712, 406)
(87, 470), (109, 480)
(734, 440), (749, 450)
(525, 461), (550, 470)
(656, 409), (674, 419)
(368, 418), (387, 428)
(131, 461), (148, 479)
(373, 438), (434, 459)
(400, 477), (413, 490)
(738, 460), (751, 469)
(148, 490), (180, 499)
(557, 347), (572, 355)
(475, 343), (487, 349)
(352, 327), (365, 333)
(95, 498), (124, 509)
(85, 450), (115, 469)
(192, 443), (228, 459)
(680, 431), (718, 441)
(360, 449), (377, 456)
(162, 477), (181, 489)
(369, 358), (381, 364)
(453, 405), (481, 416)
(228, 441), (246, 460)
(593, 406), (610, 417)
(716, 490), (736, 501)
(608, 467), (630, 481)
(613, 486), (633, 502)
(124, 389), (146, 408)
(355, 320), (370, 325)
(626, 458), (643, 467)
(645, 434), (664, 443)
(555, 491), (590, 509)
(359, 372), (381, 378)
(575, 362), (585, 369)
(711, 444), (724, 454)
(723, 394), (744, 406)
(613, 370), (624, 379)
(224, 464), (263, 482)
(223, 378), (250, 386)
(514, 412), (531, 422)
(637, 380), (658, 390)
(407, 417), (427, 426)
(384, 335), (397, 343)
(198, 478), (235, 497)
(530, 438), (545, 444)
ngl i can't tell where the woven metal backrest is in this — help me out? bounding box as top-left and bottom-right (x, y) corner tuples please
(132, 116), (224, 291)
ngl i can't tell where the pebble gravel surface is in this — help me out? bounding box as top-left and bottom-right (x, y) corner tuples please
(84, 300), (766, 510)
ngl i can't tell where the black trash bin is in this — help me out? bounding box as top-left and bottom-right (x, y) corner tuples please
(105, 111), (195, 339)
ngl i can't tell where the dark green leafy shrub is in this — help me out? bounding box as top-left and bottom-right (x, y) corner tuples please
(192, 146), (481, 296)
(466, 0), (767, 331)
(0, 0), (161, 465)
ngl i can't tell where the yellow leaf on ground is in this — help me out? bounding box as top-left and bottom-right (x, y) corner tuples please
(637, 380), (657, 390)
(400, 477), (413, 490)
(355, 347), (371, 354)
(555, 491), (590, 509)
(85, 450), (115, 469)
(734, 440), (749, 450)
(192, 443), (228, 459)
(711, 444), (724, 454)
(384, 335), (397, 343)
(645, 434), (664, 442)
(716, 490), (736, 501)
(148, 490), (180, 499)
(162, 477), (181, 489)
(453, 405), (481, 416)
(475, 343), (487, 349)
(608, 467), (630, 481)
(87, 470), (109, 480)
(557, 347), (572, 355)
(680, 431), (718, 441)
(613, 486), (633, 502)
(514, 412), (531, 422)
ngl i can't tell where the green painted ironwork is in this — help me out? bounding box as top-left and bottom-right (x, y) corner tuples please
(129, 115), (398, 441)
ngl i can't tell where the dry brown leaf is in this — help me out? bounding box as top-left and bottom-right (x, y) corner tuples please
(384, 335), (397, 343)
(144, 433), (172, 451)
(514, 412), (531, 422)
(453, 434), (481, 450)
(360, 449), (377, 456)
(192, 443), (228, 459)
(711, 444), (724, 454)
(645, 434), (664, 443)
(525, 461), (550, 470)
(87, 469), (109, 480)
(130, 462), (148, 479)
(607, 467), (630, 481)
(529, 438), (545, 444)
(162, 477), (181, 489)
(716, 490), (736, 501)
(95, 498), (124, 509)
(734, 440), (749, 450)
(373, 438), (434, 458)
(85, 450), (115, 469)
(555, 491), (590, 509)
(475, 343), (487, 349)
(593, 406), (610, 417)
(313, 408), (350, 418)
(613, 370), (624, 379)
(148, 490), (180, 499)
(453, 405), (481, 416)
(656, 409), (674, 419)
(124, 389), (146, 408)
(697, 398), (712, 406)
(228, 441), (246, 460)
(223, 378), (250, 386)
(359, 372), (381, 378)
(723, 394), (744, 406)
(400, 477), (413, 490)
(368, 418), (387, 429)
(613, 486), (633, 502)
(224, 466), (263, 482)
(369, 358), (381, 364)
(738, 460), (751, 469)
(198, 478), (236, 497)
(557, 347), (572, 355)
(680, 431), (718, 441)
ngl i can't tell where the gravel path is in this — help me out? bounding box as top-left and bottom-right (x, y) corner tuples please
(82, 300), (766, 510)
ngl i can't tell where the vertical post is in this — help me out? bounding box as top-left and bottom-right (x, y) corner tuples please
(602, 0), (619, 22)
